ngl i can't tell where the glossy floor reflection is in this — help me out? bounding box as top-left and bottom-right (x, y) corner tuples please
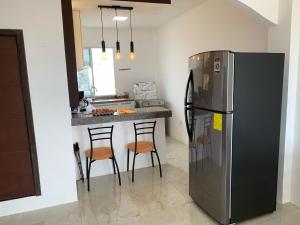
(1, 138), (300, 225)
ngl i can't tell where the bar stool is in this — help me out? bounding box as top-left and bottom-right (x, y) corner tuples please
(127, 121), (162, 182)
(85, 125), (121, 191)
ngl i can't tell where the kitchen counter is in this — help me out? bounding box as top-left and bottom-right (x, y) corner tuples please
(72, 107), (171, 179)
(72, 107), (172, 126)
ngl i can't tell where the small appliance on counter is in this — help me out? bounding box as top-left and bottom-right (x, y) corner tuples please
(133, 82), (166, 108)
(78, 91), (90, 112)
(133, 82), (158, 100)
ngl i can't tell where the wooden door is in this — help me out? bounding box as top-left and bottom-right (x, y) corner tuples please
(0, 30), (40, 201)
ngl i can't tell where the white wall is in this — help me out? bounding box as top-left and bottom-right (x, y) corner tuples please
(267, 0), (300, 206)
(82, 27), (157, 97)
(268, 0), (293, 204)
(227, 0), (279, 25)
(292, 22), (300, 205)
(287, 0), (300, 206)
(0, 0), (77, 216)
(156, 0), (268, 145)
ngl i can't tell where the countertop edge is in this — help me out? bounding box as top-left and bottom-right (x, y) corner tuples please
(71, 108), (172, 126)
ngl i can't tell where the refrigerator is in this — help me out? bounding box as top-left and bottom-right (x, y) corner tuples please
(184, 51), (284, 225)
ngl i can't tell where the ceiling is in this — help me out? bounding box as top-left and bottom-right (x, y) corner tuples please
(72, 0), (205, 28)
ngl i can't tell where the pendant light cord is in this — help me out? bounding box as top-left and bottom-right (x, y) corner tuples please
(115, 9), (119, 42)
(100, 7), (104, 41)
(130, 10), (133, 42)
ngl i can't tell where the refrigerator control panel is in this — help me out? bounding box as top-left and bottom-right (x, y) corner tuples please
(214, 57), (221, 73)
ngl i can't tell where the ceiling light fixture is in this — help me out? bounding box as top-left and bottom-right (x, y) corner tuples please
(113, 16), (128, 21)
(115, 8), (121, 60)
(100, 7), (108, 60)
(129, 9), (136, 61)
(98, 5), (134, 61)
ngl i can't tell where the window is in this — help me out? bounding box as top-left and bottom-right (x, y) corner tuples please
(77, 48), (116, 97)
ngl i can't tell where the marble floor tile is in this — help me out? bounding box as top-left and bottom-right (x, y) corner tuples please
(0, 213), (22, 225)
(128, 181), (190, 216)
(1, 138), (300, 225)
(19, 202), (82, 225)
(141, 202), (218, 225)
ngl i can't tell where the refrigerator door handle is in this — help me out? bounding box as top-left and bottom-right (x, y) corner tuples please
(184, 70), (194, 140)
(184, 107), (193, 141)
(184, 70), (194, 107)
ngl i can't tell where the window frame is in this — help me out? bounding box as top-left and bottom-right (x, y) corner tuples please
(82, 46), (116, 98)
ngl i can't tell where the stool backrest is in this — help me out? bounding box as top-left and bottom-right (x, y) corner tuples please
(87, 125), (114, 158)
(133, 121), (156, 144)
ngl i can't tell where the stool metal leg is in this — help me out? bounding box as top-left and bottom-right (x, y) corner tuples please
(87, 159), (92, 191)
(150, 151), (154, 167)
(132, 153), (137, 182)
(111, 158), (116, 174)
(154, 150), (162, 178)
(113, 157), (121, 186)
(85, 157), (88, 180)
(127, 150), (130, 171)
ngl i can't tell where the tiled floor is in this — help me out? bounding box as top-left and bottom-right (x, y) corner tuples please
(1, 138), (300, 225)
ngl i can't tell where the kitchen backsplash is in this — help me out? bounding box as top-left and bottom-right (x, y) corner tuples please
(133, 82), (158, 100)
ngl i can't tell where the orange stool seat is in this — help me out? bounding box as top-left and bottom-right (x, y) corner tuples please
(127, 141), (154, 153)
(85, 147), (112, 160)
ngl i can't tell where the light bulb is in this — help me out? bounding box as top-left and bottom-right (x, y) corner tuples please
(129, 52), (136, 60)
(101, 51), (108, 60)
(115, 52), (121, 60)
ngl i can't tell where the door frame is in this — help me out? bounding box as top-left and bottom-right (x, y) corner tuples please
(61, 0), (79, 108)
(0, 29), (41, 196)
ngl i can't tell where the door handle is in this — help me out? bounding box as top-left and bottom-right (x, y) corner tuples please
(185, 107), (193, 141)
(184, 70), (194, 140)
(184, 70), (194, 107)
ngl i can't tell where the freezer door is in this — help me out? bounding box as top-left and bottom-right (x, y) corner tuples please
(189, 51), (234, 112)
(189, 109), (233, 225)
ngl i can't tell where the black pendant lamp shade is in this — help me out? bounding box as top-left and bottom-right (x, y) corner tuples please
(130, 41), (134, 53)
(129, 9), (136, 60)
(100, 7), (108, 60)
(98, 5), (135, 61)
(101, 40), (106, 53)
(116, 41), (121, 53)
(115, 9), (121, 60)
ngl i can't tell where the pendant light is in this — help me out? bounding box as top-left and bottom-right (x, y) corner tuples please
(100, 7), (108, 60)
(115, 8), (121, 60)
(129, 9), (136, 61)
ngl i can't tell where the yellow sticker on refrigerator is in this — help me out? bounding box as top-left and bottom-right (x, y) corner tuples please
(213, 113), (223, 131)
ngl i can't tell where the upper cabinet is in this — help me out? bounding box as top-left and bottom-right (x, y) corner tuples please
(72, 10), (84, 71)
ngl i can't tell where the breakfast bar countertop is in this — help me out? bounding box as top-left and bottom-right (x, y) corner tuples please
(71, 107), (172, 126)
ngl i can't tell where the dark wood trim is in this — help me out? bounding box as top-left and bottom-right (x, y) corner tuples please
(61, 0), (79, 108)
(0, 29), (41, 196)
(113, 0), (171, 3)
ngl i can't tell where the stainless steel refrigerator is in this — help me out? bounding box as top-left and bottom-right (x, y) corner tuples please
(184, 51), (284, 225)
